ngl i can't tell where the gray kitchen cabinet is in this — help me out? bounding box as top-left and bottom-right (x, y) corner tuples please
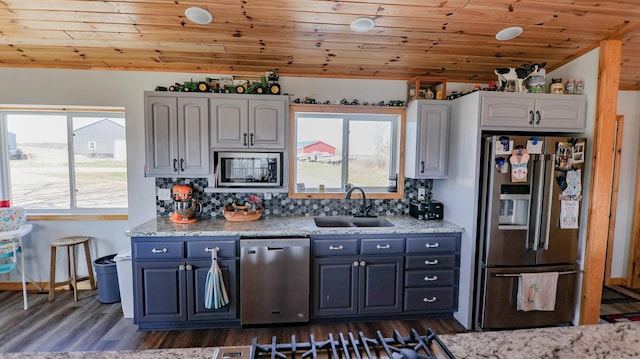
(144, 93), (210, 177)
(480, 92), (586, 132)
(132, 236), (239, 330)
(405, 100), (450, 179)
(210, 96), (287, 150)
(404, 234), (460, 313)
(312, 236), (403, 318)
(312, 233), (460, 320)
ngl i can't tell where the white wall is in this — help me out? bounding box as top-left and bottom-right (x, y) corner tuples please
(613, 92), (640, 278)
(0, 68), (407, 283)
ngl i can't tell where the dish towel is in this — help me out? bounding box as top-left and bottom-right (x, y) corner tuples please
(204, 248), (229, 310)
(517, 272), (559, 311)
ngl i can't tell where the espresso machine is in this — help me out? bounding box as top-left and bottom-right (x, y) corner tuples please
(169, 184), (201, 224)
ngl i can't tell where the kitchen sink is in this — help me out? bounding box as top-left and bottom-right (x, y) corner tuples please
(313, 216), (394, 228)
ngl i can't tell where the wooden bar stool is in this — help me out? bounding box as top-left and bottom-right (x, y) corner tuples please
(49, 236), (97, 302)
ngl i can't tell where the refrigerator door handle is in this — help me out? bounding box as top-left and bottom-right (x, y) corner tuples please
(530, 154), (546, 252)
(541, 154), (556, 250)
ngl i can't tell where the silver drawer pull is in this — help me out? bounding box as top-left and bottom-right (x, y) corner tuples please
(151, 248), (168, 253)
(423, 275), (439, 282)
(425, 259), (439, 265)
(376, 244), (391, 250)
(205, 247), (220, 253)
(425, 243), (440, 248)
(423, 297), (437, 303)
(329, 245), (344, 251)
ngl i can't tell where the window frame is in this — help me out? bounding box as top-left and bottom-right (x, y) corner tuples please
(288, 104), (405, 200)
(0, 106), (128, 215)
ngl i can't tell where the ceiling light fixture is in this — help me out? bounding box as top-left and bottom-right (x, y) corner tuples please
(350, 17), (375, 33)
(495, 26), (523, 41)
(185, 7), (213, 25)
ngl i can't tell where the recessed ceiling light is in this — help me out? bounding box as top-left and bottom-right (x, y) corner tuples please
(350, 17), (375, 33)
(185, 7), (213, 25)
(495, 26), (523, 41)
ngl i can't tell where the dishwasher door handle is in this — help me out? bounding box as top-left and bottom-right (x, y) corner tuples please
(267, 247), (285, 251)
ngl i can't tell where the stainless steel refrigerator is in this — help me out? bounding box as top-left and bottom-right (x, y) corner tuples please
(474, 135), (586, 330)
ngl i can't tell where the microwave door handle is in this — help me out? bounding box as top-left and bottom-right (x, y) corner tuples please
(529, 155), (545, 252)
(541, 154), (556, 250)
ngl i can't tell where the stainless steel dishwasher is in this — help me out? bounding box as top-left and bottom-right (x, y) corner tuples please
(240, 238), (310, 325)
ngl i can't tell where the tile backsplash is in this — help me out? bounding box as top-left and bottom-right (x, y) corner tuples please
(156, 178), (432, 218)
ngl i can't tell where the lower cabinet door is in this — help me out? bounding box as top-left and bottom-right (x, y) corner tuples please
(135, 260), (187, 323)
(187, 259), (238, 321)
(312, 257), (358, 317)
(358, 256), (403, 315)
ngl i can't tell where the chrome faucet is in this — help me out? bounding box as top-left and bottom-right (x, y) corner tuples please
(345, 186), (375, 217)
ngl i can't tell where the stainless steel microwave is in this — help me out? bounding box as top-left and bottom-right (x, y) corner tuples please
(215, 152), (282, 187)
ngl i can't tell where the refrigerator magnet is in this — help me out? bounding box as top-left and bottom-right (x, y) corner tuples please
(572, 142), (585, 164)
(526, 139), (544, 154)
(509, 148), (529, 182)
(495, 139), (513, 155)
(560, 200), (579, 229)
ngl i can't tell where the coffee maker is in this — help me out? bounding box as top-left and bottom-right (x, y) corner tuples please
(169, 184), (201, 224)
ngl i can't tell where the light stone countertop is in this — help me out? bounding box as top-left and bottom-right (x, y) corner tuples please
(3, 322), (639, 358)
(125, 215), (465, 238)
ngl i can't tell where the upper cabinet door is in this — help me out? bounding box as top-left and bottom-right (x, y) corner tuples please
(210, 99), (249, 149)
(145, 95), (178, 176)
(480, 96), (535, 129)
(249, 99), (286, 150)
(405, 100), (449, 179)
(480, 93), (586, 132)
(534, 97), (586, 131)
(177, 97), (210, 176)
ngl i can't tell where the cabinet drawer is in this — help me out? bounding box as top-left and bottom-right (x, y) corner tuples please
(313, 239), (359, 256)
(187, 240), (237, 259)
(360, 238), (404, 255)
(405, 270), (456, 287)
(405, 255), (457, 270)
(404, 287), (456, 312)
(135, 241), (184, 259)
(406, 235), (458, 254)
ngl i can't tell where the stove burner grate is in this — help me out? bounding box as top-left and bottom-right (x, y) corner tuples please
(248, 328), (455, 359)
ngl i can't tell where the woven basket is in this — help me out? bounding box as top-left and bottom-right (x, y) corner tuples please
(223, 207), (263, 222)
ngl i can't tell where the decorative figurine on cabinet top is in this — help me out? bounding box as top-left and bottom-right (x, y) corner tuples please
(494, 62), (546, 93)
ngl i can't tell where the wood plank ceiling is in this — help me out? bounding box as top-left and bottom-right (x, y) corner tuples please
(1, 0), (640, 90)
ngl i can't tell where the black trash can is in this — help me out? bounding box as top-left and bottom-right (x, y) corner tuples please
(94, 254), (121, 304)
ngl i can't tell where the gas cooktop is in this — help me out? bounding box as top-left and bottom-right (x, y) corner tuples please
(212, 328), (455, 359)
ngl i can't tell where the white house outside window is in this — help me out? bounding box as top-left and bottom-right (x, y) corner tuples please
(0, 108), (128, 212)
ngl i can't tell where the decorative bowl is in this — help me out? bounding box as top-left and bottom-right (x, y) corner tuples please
(0, 207), (26, 232)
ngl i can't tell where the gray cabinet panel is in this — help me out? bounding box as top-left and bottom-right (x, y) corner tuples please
(480, 93), (586, 132)
(144, 93), (210, 177)
(405, 254), (457, 270)
(405, 100), (449, 179)
(358, 256), (403, 315)
(406, 235), (459, 254)
(312, 239), (359, 256)
(210, 99), (248, 149)
(404, 269), (456, 287)
(404, 287), (456, 312)
(135, 260), (186, 322)
(249, 99), (286, 149)
(360, 238), (404, 255)
(188, 259), (238, 321)
(312, 257), (358, 317)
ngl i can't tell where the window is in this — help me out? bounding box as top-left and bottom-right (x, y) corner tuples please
(0, 108), (128, 212)
(290, 105), (404, 199)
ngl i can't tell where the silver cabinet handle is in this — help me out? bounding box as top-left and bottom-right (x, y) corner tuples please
(423, 297), (437, 303)
(376, 244), (391, 250)
(179, 264), (185, 271)
(353, 261), (359, 267)
(329, 245), (344, 251)
(359, 260), (366, 267)
(151, 248), (168, 253)
(425, 259), (439, 265)
(423, 275), (439, 282)
(185, 264), (193, 271)
(425, 243), (440, 248)
(205, 247), (220, 252)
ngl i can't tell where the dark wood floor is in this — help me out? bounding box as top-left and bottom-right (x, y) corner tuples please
(0, 290), (468, 353)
